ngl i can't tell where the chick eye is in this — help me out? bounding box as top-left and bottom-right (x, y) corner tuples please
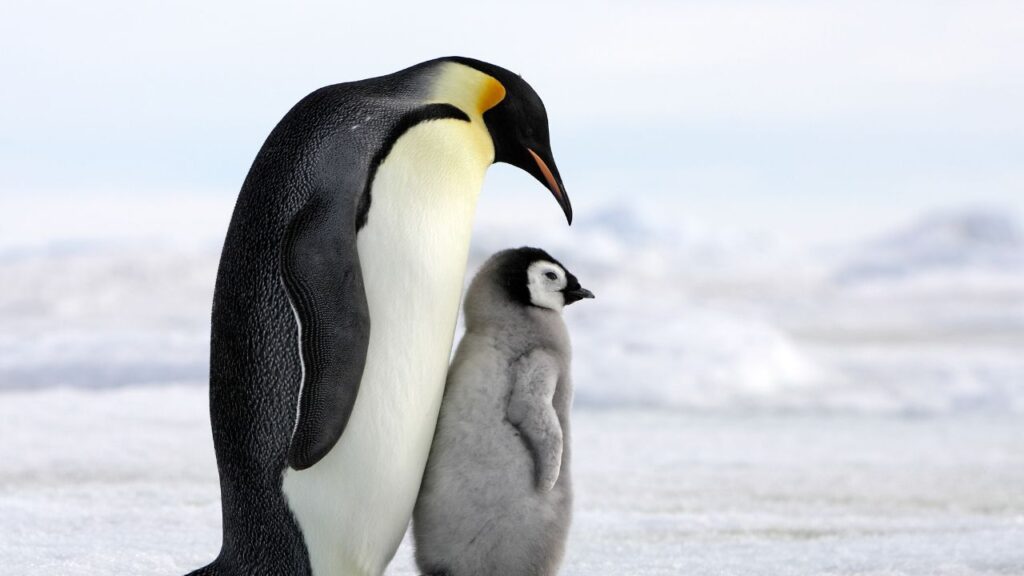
(544, 271), (558, 280)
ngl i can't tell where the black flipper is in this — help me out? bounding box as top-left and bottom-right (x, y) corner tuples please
(281, 195), (370, 471)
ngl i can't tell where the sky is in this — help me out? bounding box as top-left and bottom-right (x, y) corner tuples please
(1, 0), (1022, 242)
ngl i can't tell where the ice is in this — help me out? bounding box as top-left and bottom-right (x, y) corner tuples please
(0, 243), (215, 389)
(2, 197), (1023, 413)
(834, 208), (1024, 286)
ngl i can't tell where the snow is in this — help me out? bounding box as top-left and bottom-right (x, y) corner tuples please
(2, 193), (1023, 574)
(1, 386), (1021, 575)
(834, 208), (1024, 286)
(4, 196), (1022, 414)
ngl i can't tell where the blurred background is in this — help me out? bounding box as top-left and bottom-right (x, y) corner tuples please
(1, 1), (1022, 575)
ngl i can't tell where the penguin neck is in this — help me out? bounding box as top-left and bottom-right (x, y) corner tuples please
(464, 287), (570, 357)
(429, 61), (506, 124)
(358, 116), (491, 312)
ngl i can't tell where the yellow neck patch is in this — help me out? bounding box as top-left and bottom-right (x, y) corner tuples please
(430, 62), (506, 117)
(477, 76), (506, 114)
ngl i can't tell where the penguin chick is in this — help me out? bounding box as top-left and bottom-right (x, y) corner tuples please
(413, 247), (594, 576)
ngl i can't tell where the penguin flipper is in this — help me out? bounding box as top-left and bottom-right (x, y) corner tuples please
(507, 350), (564, 492)
(281, 195), (370, 471)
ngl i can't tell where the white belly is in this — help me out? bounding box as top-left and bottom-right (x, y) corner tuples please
(282, 119), (491, 576)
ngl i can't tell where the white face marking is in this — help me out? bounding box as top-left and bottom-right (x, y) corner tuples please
(527, 261), (567, 311)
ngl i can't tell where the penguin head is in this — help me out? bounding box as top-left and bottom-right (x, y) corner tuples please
(494, 247), (594, 312)
(445, 57), (572, 224)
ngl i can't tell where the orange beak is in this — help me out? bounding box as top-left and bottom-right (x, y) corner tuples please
(528, 147), (572, 225)
(524, 146), (573, 223)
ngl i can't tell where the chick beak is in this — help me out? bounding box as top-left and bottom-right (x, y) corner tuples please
(562, 286), (595, 305)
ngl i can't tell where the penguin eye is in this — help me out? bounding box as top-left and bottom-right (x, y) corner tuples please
(544, 271), (558, 281)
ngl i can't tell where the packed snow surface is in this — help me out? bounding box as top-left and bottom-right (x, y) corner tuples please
(2, 386), (1022, 576)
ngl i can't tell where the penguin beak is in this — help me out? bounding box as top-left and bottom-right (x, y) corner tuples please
(527, 148), (573, 225)
(562, 286), (594, 305)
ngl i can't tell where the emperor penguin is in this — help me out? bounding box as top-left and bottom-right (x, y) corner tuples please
(413, 247), (593, 576)
(188, 58), (572, 576)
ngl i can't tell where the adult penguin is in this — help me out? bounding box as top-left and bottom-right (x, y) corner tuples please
(188, 57), (572, 576)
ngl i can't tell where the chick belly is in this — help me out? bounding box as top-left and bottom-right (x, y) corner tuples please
(415, 354), (573, 576)
(416, 421), (565, 576)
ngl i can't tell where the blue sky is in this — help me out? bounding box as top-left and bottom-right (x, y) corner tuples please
(2, 0), (1022, 241)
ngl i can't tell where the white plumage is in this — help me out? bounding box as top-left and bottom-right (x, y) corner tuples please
(282, 115), (493, 576)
